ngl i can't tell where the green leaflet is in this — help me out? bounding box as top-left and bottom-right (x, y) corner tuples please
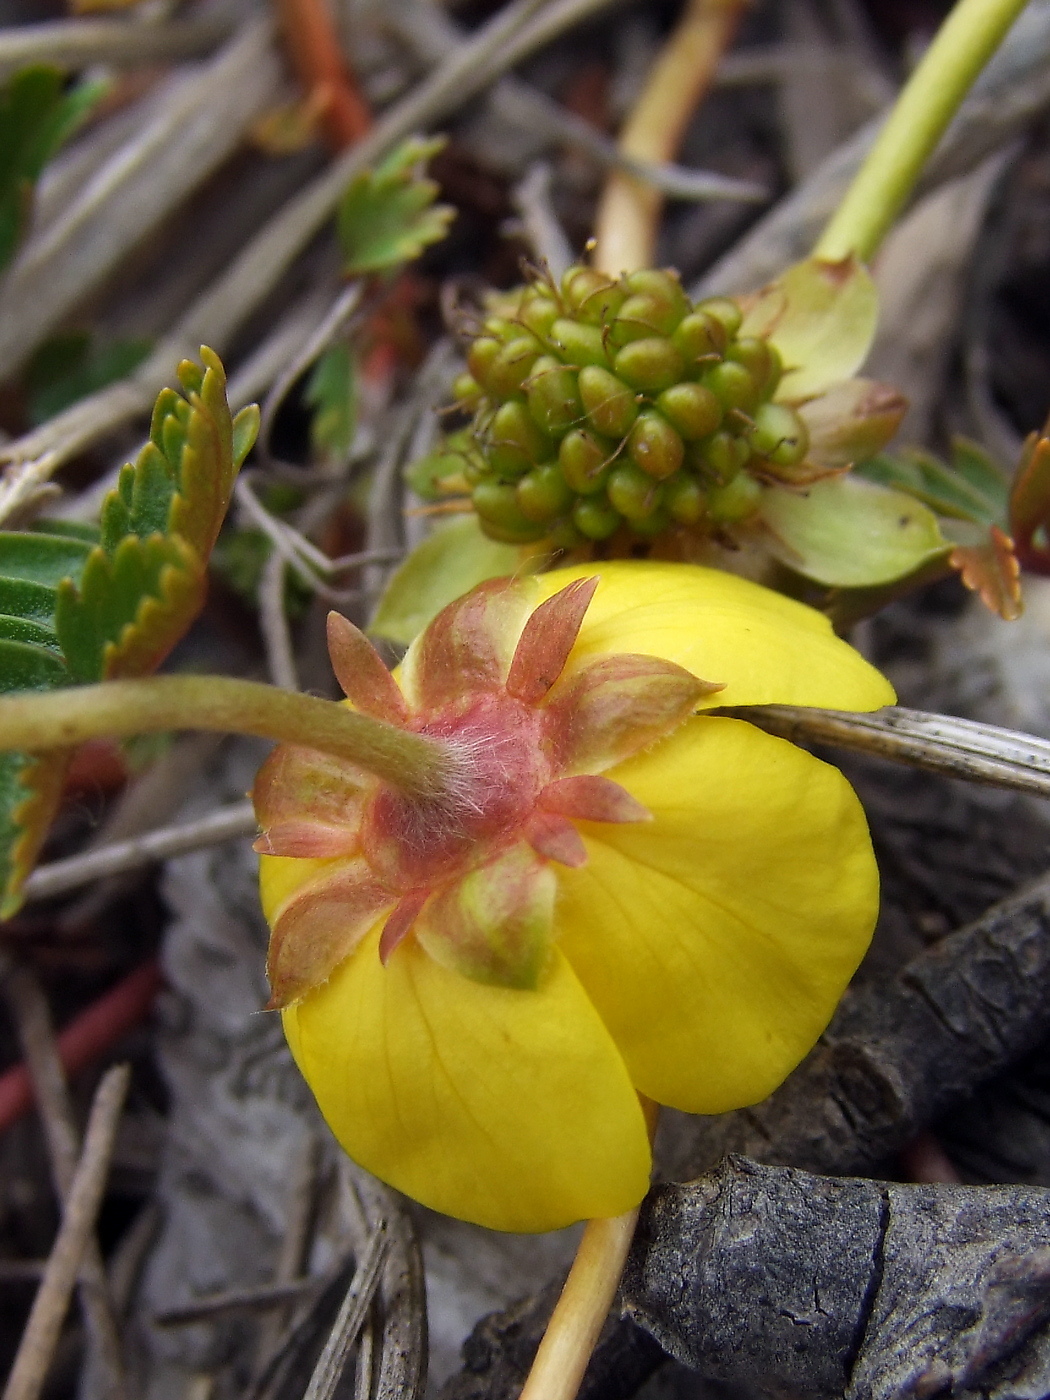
(306, 344), (357, 458)
(0, 66), (108, 272)
(337, 136), (455, 276)
(0, 347), (259, 916)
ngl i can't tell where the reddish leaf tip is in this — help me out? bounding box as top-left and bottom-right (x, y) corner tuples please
(506, 576), (600, 704)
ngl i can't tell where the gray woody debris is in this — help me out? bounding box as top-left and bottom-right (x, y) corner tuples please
(627, 1156), (1050, 1400)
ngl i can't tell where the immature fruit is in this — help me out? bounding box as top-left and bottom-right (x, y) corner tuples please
(452, 263), (800, 547)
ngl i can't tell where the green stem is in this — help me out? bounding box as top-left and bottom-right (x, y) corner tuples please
(0, 676), (450, 797)
(815, 0), (1029, 262)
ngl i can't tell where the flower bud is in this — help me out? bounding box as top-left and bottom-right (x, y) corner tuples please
(692, 430), (752, 484)
(452, 373), (482, 403)
(517, 463), (575, 522)
(488, 335), (543, 398)
(608, 462), (664, 521)
(549, 319), (610, 369)
(623, 269), (690, 323)
(472, 480), (549, 540)
(578, 367), (639, 439)
(573, 495), (621, 540)
(673, 311), (728, 363)
(663, 472), (707, 525)
(467, 336), (501, 389)
(484, 400), (552, 477)
(562, 267), (624, 324)
(628, 410), (685, 480)
(519, 291), (560, 339)
(695, 296), (742, 339)
(656, 382), (723, 440)
(707, 471), (763, 523)
(703, 359), (759, 413)
(748, 403), (810, 469)
(559, 429), (614, 494)
(614, 337), (685, 393)
(609, 293), (681, 345)
(527, 356), (584, 436)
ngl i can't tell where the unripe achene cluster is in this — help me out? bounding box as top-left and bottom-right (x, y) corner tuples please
(448, 265), (809, 546)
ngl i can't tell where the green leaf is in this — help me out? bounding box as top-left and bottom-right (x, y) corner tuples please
(739, 255), (879, 402)
(0, 67), (107, 272)
(757, 474), (952, 587)
(305, 344), (357, 457)
(337, 136), (455, 276)
(0, 347), (257, 915)
(26, 332), (152, 425)
(371, 514), (537, 645)
(857, 438), (1008, 527)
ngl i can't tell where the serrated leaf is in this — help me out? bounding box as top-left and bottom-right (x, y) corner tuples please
(949, 525), (1022, 621)
(305, 344), (357, 457)
(0, 67), (107, 272)
(0, 347), (257, 915)
(337, 136), (455, 276)
(857, 441), (1007, 528)
(370, 514), (537, 645)
(757, 474), (951, 587)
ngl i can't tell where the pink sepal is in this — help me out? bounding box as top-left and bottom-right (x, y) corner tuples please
(524, 810), (589, 868)
(253, 821), (361, 858)
(538, 774), (651, 824)
(506, 577), (599, 703)
(326, 612), (409, 724)
(379, 889), (430, 964)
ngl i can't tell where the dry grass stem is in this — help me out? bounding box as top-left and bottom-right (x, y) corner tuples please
(1, 1064), (130, 1400)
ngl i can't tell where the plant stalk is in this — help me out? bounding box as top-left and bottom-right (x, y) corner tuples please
(0, 676), (450, 797)
(591, 0), (748, 275)
(815, 0), (1030, 262)
(518, 1100), (658, 1400)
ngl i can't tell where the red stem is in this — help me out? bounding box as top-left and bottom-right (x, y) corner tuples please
(0, 959), (161, 1133)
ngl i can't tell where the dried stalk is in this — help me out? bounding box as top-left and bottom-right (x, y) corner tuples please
(22, 801), (258, 903)
(303, 1223), (390, 1400)
(0, 18), (281, 381)
(154, 1279), (320, 1327)
(0, 14), (232, 78)
(0, 0), (624, 473)
(734, 703), (1050, 800)
(2, 1065), (130, 1400)
(0, 960), (126, 1400)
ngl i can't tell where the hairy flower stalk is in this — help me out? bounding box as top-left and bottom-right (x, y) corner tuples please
(257, 561), (894, 1231)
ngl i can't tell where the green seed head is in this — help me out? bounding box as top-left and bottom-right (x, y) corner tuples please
(453, 263), (793, 547)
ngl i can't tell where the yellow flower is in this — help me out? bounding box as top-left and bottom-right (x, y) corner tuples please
(255, 562), (893, 1232)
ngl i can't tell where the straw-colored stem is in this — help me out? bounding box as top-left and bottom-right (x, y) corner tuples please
(815, 0), (1029, 262)
(591, 0), (748, 275)
(518, 1100), (658, 1400)
(0, 676), (450, 796)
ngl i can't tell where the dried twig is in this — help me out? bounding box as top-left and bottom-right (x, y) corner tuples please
(2, 1064), (130, 1400)
(22, 803), (258, 904)
(154, 1278), (320, 1327)
(303, 1222), (390, 1400)
(0, 960), (126, 1399)
(733, 703), (1050, 800)
(259, 552), (300, 691)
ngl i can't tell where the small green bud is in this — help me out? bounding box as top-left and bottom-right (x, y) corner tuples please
(726, 338), (776, 395)
(656, 382), (722, 440)
(623, 269), (690, 323)
(695, 296), (742, 339)
(517, 462), (575, 522)
(487, 335), (542, 398)
(482, 315), (520, 342)
(613, 337), (685, 393)
(577, 366), (639, 439)
(627, 410), (684, 480)
(672, 311), (728, 363)
(463, 457), (489, 487)
(549, 515), (585, 550)
(663, 472), (707, 525)
(692, 430), (752, 484)
(473, 480), (548, 540)
(484, 400), (551, 477)
(452, 373), (482, 402)
(548, 319), (609, 368)
(629, 505), (672, 537)
(707, 471), (763, 523)
(562, 267), (624, 324)
(518, 291), (560, 339)
(526, 356), (583, 436)
(748, 402), (809, 467)
(609, 292), (681, 345)
(702, 359), (759, 413)
(607, 461), (663, 521)
(559, 428), (614, 494)
(573, 495), (621, 540)
(467, 336), (501, 389)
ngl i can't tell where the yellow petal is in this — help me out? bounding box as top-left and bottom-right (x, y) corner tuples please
(536, 561), (894, 710)
(283, 930), (651, 1232)
(555, 717), (879, 1113)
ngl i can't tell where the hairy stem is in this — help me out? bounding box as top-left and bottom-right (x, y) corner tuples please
(0, 677), (450, 796)
(815, 0), (1029, 261)
(518, 1100), (658, 1400)
(591, 0), (748, 275)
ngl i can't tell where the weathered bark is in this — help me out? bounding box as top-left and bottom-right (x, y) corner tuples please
(627, 1156), (1050, 1400)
